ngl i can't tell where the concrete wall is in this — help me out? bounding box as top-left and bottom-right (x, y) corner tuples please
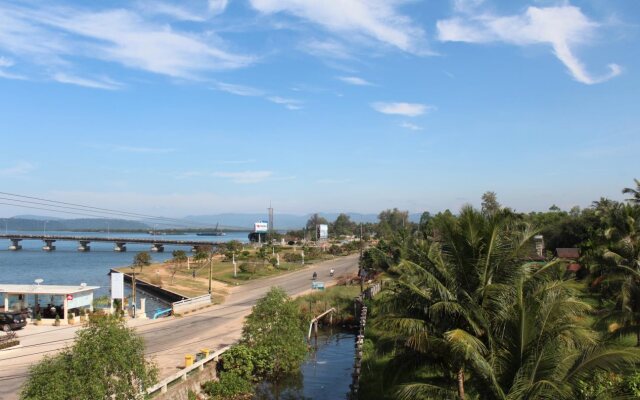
(172, 294), (212, 315)
(152, 364), (217, 400)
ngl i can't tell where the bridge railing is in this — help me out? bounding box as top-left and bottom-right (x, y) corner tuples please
(172, 294), (212, 315)
(146, 345), (232, 396)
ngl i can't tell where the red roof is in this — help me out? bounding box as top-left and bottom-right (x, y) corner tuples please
(556, 248), (580, 259)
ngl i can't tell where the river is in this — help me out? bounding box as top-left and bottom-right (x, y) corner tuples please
(0, 230), (250, 311)
(255, 329), (356, 400)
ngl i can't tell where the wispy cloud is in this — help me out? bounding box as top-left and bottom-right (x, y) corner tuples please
(0, 3), (254, 85)
(115, 146), (175, 154)
(437, 6), (621, 84)
(400, 121), (423, 131)
(0, 56), (26, 80)
(213, 82), (303, 110)
(267, 96), (303, 110)
(337, 76), (372, 86)
(208, 0), (229, 15)
(249, 0), (426, 54)
(0, 161), (36, 176)
(372, 102), (431, 117)
(136, 1), (206, 22)
(52, 73), (123, 90)
(300, 39), (352, 60)
(214, 81), (264, 97)
(212, 170), (273, 184)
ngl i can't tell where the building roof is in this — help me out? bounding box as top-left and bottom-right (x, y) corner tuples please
(556, 248), (580, 259)
(0, 284), (99, 295)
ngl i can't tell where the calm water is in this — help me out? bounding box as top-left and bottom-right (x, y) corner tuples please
(0, 230), (250, 311)
(255, 329), (356, 400)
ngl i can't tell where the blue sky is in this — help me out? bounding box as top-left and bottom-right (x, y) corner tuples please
(0, 0), (638, 217)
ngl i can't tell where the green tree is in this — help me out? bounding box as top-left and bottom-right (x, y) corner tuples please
(332, 213), (356, 237)
(21, 315), (157, 400)
(133, 251), (151, 272)
(623, 178), (640, 204)
(372, 206), (640, 399)
(377, 208), (409, 239)
(305, 213), (329, 235)
(241, 287), (307, 379)
(481, 191), (501, 216)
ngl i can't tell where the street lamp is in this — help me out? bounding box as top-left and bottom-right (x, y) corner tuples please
(43, 220), (48, 236)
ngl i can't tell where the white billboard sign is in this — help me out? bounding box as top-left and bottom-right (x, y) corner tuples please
(111, 272), (124, 299)
(317, 224), (328, 240)
(254, 221), (268, 233)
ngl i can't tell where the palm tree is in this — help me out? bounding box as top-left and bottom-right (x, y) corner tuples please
(373, 206), (640, 399)
(622, 178), (640, 204)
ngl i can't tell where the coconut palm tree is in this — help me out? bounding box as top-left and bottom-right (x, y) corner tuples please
(623, 179), (640, 204)
(373, 206), (640, 399)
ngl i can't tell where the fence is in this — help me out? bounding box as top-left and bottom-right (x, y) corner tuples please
(172, 294), (211, 314)
(350, 281), (381, 399)
(146, 345), (231, 396)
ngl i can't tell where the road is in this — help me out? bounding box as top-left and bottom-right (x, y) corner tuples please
(0, 254), (359, 399)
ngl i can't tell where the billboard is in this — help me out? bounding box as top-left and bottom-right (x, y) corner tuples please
(254, 221), (268, 233)
(317, 224), (328, 240)
(111, 272), (124, 299)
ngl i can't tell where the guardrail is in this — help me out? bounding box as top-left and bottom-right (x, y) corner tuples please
(146, 345), (232, 396)
(172, 294), (212, 314)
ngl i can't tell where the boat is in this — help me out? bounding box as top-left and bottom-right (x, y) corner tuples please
(196, 223), (226, 236)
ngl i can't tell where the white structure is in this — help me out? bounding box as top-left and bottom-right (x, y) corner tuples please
(0, 284), (99, 324)
(254, 221), (268, 233)
(317, 224), (329, 240)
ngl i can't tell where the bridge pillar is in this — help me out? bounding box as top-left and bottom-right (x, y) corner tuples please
(114, 242), (127, 252)
(151, 243), (164, 253)
(42, 239), (56, 251)
(8, 238), (22, 250)
(77, 240), (91, 252)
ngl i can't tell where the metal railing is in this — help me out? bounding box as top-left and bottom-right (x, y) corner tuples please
(146, 345), (232, 396)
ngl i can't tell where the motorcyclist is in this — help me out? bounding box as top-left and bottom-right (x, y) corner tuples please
(312, 271), (318, 280)
(329, 268), (335, 277)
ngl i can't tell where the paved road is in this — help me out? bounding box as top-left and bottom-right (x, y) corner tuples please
(0, 254), (359, 399)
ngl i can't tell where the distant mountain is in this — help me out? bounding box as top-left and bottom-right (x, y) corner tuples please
(183, 212), (425, 230)
(1, 217), (150, 231)
(12, 214), (64, 221)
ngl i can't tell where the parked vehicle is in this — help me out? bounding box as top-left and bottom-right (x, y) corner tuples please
(0, 312), (27, 331)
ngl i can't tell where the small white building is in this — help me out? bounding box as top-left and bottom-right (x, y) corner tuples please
(0, 284), (99, 323)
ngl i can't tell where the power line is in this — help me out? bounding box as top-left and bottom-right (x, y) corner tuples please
(0, 192), (215, 228)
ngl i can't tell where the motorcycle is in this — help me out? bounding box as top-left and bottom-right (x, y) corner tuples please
(312, 272), (318, 281)
(329, 269), (335, 277)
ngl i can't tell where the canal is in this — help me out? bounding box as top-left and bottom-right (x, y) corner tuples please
(255, 329), (355, 400)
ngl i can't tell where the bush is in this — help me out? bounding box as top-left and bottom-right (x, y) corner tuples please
(201, 371), (253, 400)
(284, 252), (302, 263)
(221, 345), (254, 381)
(239, 263), (255, 274)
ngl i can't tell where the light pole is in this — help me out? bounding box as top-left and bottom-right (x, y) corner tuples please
(43, 220), (48, 236)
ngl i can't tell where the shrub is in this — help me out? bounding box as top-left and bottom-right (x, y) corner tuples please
(239, 263), (255, 274)
(284, 252), (302, 263)
(221, 345), (254, 381)
(201, 371), (253, 400)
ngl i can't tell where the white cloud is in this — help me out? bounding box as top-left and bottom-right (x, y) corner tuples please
(53, 73), (123, 90)
(214, 81), (264, 97)
(0, 55), (26, 80)
(300, 39), (352, 60)
(212, 171), (273, 184)
(437, 6), (621, 85)
(0, 161), (35, 176)
(372, 102), (431, 117)
(337, 76), (372, 86)
(267, 96), (303, 110)
(208, 0), (229, 15)
(0, 56), (14, 67)
(0, 3), (253, 82)
(250, 0), (426, 53)
(400, 121), (423, 131)
(115, 146), (175, 154)
(136, 1), (206, 22)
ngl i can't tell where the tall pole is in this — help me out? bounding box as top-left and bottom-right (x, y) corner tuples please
(43, 220), (48, 236)
(359, 223), (364, 293)
(208, 256), (213, 295)
(131, 270), (136, 317)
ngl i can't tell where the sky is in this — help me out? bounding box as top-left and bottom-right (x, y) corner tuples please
(0, 0), (639, 218)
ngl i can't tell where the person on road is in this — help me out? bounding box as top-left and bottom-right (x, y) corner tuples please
(329, 268), (335, 277)
(312, 271), (317, 280)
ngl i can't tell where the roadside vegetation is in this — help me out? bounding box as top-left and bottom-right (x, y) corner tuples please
(20, 315), (157, 400)
(201, 287), (307, 399)
(357, 180), (640, 399)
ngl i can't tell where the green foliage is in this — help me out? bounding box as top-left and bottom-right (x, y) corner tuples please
(172, 249), (188, 263)
(202, 371), (253, 400)
(284, 252), (302, 263)
(376, 208), (410, 239)
(133, 251), (151, 267)
(332, 213), (357, 237)
(305, 213), (329, 231)
(241, 287), (307, 379)
(221, 345), (255, 380)
(21, 315), (157, 400)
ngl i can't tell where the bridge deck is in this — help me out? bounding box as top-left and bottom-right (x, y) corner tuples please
(0, 234), (221, 246)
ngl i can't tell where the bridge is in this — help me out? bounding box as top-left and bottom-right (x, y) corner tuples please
(0, 234), (222, 252)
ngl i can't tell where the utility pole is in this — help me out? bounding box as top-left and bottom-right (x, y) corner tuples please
(208, 255), (213, 295)
(131, 269), (136, 318)
(359, 223), (364, 293)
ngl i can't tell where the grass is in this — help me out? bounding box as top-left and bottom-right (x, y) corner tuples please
(295, 285), (362, 323)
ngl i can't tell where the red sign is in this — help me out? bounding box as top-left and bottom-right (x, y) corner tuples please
(66, 294), (73, 301)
